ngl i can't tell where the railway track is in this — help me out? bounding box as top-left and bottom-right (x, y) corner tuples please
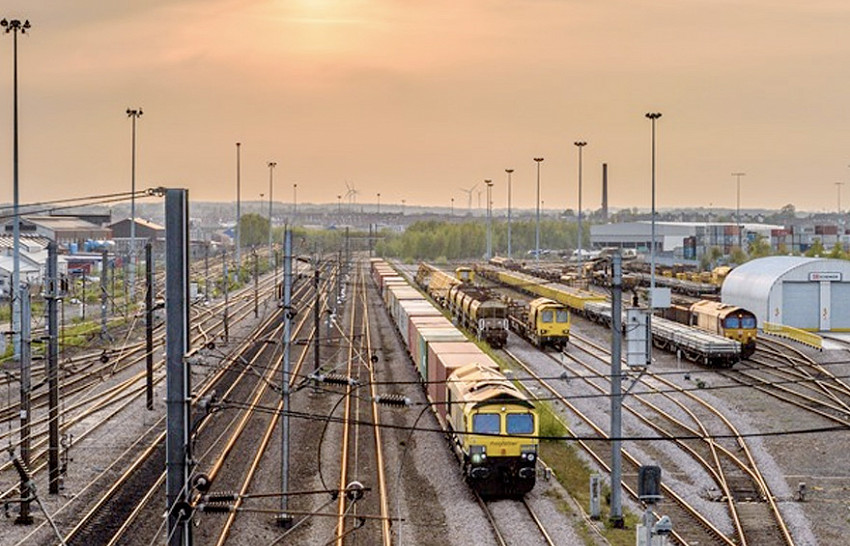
(719, 337), (850, 425)
(475, 492), (558, 546)
(566, 332), (794, 546)
(504, 345), (733, 546)
(8, 263), (294, 545)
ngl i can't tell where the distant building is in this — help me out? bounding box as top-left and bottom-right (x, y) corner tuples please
(109, 218), (166, 240)
(1, 216), (112, 248)
(110, 218), (167, 257)
(590, 221), (784, 262)
(723, 256), (850, 331)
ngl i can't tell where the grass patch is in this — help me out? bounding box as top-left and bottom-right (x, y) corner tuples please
(540, 439), (640, 546)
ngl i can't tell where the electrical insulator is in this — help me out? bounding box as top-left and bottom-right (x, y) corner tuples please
(314, 373), (356, 386)
(374, 394), (411, 407)
(204, 491), (238, 503)
(199, 502), (232, 513)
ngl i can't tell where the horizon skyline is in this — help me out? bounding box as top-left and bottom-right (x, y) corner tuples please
(2, 2), (850, 214)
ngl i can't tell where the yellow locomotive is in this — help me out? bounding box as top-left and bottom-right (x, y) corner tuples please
(662, 300), (757, 358)
(508, 297), (570, 350)
(446, 362), (539, 497)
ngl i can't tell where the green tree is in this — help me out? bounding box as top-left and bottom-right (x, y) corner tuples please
(827, 243), (847, 260)
(748, 234), (772, 259)
(805, 238), (825, 257)
(729, 247), (748, 265)
(239, 213), (270, 247)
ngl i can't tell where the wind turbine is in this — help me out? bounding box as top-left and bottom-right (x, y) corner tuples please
(344, 181), (359, 207)
(459, 183), (478, 214)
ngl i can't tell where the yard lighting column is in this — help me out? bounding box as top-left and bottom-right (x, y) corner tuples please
(293, 183), (298, 219)
(268, 161), (277, 268)
(732, 172), (745, 249)
(534, 157), (544, 262)
(126, 107), (143, 302)
(377, 192), (381, 214)
(506, 169), (514, 259)
(485, 179), (493, 259)
(836, 182), (844, 215)
(646, 113), (662, 302)
(236, 142), (242, 268)
(2, 18), (31, 359)
(574, 141), (587, 276)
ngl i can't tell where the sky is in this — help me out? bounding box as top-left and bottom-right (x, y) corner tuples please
(1, 0), (850, 214)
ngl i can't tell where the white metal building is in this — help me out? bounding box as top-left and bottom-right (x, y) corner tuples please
(722, 256), (850, 331)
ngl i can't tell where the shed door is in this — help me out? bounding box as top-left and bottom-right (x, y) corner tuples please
(782, 282), (820, 330)
(830, 283), (850, 330)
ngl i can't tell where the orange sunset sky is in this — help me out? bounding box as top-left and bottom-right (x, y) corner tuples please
(1, 0), (850, 213)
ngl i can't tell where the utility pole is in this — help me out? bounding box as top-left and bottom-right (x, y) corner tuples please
(2, 18), (32, 360)
(253, 250), (259, 318)
(16, 286), (32, 524)
(204, 242), (210, 301)
(222, 250), (229, 344)
(506, 168), (514, 259)
(126, 107), (143, 303)
(235, 142), (242, 269)
(732, 172), (746, 249)
(46, 242), (60, 494)
(145, 242), (154, 410)
(277, 228), (293, 528)
(101, 250), (109, 339)
(165, 189), (191, 546)
(314, 267), (321, 373)
(81, 274), (87, 322)
(609, 251), (624, 527)
(268, 161), (277, 269)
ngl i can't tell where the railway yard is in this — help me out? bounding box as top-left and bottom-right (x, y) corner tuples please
(0, 253), (848, 546)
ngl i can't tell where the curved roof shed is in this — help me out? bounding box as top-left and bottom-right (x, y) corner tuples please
(722, 256), (850, 331)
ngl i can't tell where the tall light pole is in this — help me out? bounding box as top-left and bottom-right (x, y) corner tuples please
(337, 195), (342, 214)
(126, 107), (143, 302)
(377, 192), (381, 214)
(236, 142), (242, 267)
(574, 141), (587, 276)
(401, 199), (406, 216)
(2, 18), (30, 359)
(293, 183), (298, 219)
(646, 113), (661, 302)
(534, 157), (544, 262)
(836, 182), (844, 215)
(450, 197), (454, 216)
(506, 168), (514, 259)
(267, 161), (277, 268)
(732, 172), (746, 248)
(485, 179), (493, 259)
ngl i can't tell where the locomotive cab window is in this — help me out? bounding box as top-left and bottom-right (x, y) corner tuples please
(506, 413), (534, 434)
(741, 316), (756, 329)
(556, 310), (568, 323)
(541, 310), (554, 323)
(725, 317), (740, 328)
(473, 413), (501, 434)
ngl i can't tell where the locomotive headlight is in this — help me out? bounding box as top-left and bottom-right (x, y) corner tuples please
(521, 445), (537, 461)
(470, 445), (487, 464)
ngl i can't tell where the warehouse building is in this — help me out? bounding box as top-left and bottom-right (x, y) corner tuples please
(590, 221), (784, 261)
(722, 256), (850, 331)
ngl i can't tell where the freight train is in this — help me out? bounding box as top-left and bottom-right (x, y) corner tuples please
(660, 300), (757, 359)
(482, 263), (751, 367)
(371, 259), (539, 497)
(416, 263), (509, 348)
(583, 301), (744, 367)
(417, 263), (570, 350)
